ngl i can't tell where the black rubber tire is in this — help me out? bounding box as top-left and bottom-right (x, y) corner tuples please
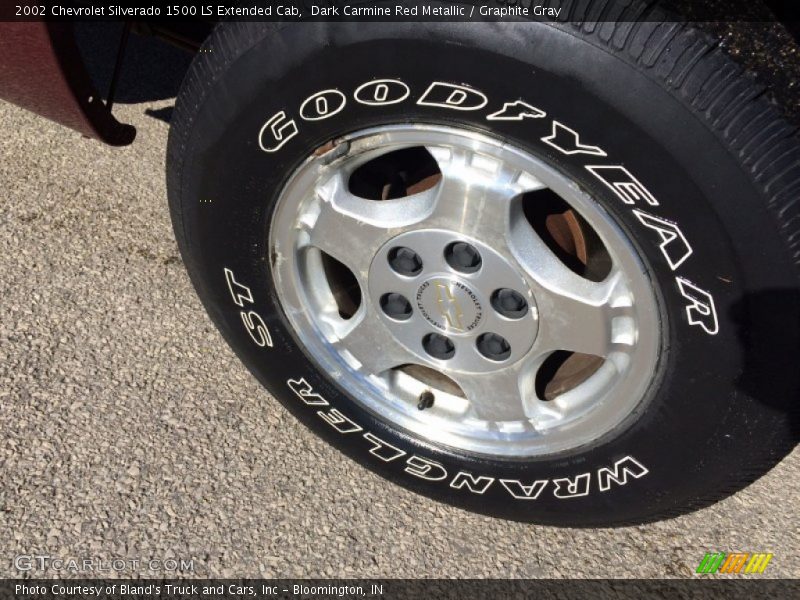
(166, 9), (800, 526)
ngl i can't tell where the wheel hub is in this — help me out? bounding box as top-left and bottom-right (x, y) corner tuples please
(369, 229), (538, 374)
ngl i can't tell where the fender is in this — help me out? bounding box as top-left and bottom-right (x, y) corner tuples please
(0, 23), (135, 145)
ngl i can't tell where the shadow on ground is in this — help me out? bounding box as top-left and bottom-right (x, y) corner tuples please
(74, 23), (194, 121)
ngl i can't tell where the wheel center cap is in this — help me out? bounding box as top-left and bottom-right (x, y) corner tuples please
(416, 277), (483, 335)
(368, 228), (540, 374)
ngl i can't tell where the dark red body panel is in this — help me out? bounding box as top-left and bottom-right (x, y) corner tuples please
(0, 23), (135, 145)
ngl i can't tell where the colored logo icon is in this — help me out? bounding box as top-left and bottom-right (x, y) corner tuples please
(696, 552), (773, 574)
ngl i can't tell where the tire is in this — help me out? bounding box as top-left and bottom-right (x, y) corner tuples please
(166, 9), (800, 526)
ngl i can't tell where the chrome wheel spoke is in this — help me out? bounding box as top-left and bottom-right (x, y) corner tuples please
(511, 213), (631, 358)
(331, 306), (415, 375)
(534, 270), (630, 358)
(450, 367), (531, 424)
(423, 145), (546, 241)
(306, 171), (432, 276)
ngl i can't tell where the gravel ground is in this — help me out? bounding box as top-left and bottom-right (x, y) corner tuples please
(1, 24), (799, 579)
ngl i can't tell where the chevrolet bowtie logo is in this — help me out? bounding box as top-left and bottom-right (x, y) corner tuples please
(434, 281), (465, 331)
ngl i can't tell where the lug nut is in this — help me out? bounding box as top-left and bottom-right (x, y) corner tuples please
(388, 247), (423, 276)
(422, 333), (455, 360)
(445, 241), (482, 273)
(380, 293), (413, 320)
(476, 333), (511, 361)
(491, 288), (529, 319)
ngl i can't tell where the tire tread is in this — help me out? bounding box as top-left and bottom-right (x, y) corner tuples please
(566, 5), (800, 274)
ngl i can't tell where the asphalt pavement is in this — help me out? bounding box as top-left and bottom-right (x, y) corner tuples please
(0, 24), (798, 579)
